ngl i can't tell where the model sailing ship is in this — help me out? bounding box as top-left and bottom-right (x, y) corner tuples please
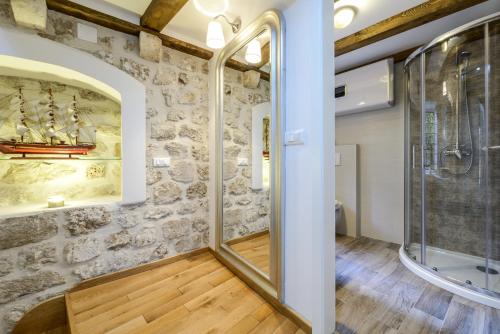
(0, 88), (96, 158)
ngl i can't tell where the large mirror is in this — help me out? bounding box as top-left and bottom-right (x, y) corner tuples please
(215, 10), (284, 298)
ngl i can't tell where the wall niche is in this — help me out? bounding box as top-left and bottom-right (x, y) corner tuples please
(0, 74), (122, 215)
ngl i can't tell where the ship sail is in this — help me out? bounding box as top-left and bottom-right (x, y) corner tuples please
(13, 89), (30, 141)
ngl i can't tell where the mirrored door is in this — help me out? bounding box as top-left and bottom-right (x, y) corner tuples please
(215, 10), (284, 298)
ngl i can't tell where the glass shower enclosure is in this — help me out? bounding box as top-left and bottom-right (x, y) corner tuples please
(403, 12), (500, 307)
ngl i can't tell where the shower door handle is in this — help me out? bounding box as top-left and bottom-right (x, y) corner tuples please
(482, 145), (500, 151)
(412, 145), (416, 168)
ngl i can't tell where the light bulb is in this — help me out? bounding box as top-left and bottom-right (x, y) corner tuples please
(206, 20), (225, 49)
(245, 39), (262, 64)
(334, 7), (356, 29)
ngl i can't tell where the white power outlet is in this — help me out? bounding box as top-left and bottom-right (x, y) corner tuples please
(237, 157), (249, 166)
(153, 157), (170, 167)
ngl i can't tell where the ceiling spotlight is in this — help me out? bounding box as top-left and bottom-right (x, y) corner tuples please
(334, 6), (356, 29)
(245, 39), (262, 64)
(205, 15), (241, 49)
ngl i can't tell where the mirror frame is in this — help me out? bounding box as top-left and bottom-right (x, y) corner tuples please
(214, 10), (285, 300)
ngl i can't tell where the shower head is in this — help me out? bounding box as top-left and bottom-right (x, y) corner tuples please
(456, 51), (471, 67)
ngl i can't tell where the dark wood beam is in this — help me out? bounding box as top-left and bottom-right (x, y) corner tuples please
(255, 42), (270, 69)
(141, 0), (188, 32)
(46, 0), (213, 60)
(335, 46), (418, 75)
(226, 59), (270, 81)
(335, 0), (488, 56)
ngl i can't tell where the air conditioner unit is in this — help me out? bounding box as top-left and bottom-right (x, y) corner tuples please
(335, 58), (394, 116)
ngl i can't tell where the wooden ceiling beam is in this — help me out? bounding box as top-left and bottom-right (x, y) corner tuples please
(335, 0), (488, 56)
(141, 0), (188, 32)
(255, 42), (270, 69)
(46, 0), (213, 60)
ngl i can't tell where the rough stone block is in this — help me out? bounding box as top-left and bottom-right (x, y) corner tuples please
(18, 243), (57, 271)
(243, 70), (260, 89)
(153, 182), (182, 205)
(139, 31), (162, 63)
(168, 161), (195, 183)
(0, 271), (65, 304)
(186, 182), (207, 199)
(63, 237), (100, 264)
(64, 207), (111, 236)
(0, 214), (57, 250)
(162, 219), (190, 240)
(104, 230), (131, 250)
(0, 257), (13, 277)
(10, 0), (47, 30)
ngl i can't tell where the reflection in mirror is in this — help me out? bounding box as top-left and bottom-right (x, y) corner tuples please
(222, 28), (272, 276)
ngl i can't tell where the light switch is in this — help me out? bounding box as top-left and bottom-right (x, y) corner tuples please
(335, 152), (342, 166)
(285, 129), (305, 145)
(238, 157), (249, 166)
(153, 157), (170, 167)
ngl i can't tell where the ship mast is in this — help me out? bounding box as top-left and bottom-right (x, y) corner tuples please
(46, 88), (56, 145)
(15, 88), (29, 142)
(68, 95), (80, 145)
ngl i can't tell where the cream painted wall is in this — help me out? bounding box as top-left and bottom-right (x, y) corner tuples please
(335, 62), (405, 245)
(283, 0), (335, 332)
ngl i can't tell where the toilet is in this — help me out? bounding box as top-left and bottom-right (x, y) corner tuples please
(335, 200), (342, 224)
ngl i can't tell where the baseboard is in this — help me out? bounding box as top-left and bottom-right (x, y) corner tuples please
(225, 230), (269, 246)
(69, 247), (210, 292)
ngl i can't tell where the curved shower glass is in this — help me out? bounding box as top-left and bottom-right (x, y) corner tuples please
(403, 13), (500, 305)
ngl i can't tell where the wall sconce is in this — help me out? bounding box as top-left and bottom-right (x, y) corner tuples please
(206, 14), (241, 49)
(245, 39), (262, 64)
(334, 6), (357, 29)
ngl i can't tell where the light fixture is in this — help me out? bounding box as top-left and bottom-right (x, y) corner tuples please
(334, 6), (356, 29)
(206, 20), (225, 49)
(194, 0), (228, 17)
(245, 39), (262, 64)
(48, 195), (65, 208)
(206, 15), (241, 49)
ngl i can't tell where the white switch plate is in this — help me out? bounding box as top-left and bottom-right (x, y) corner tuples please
(285, 129), (305, 145)
(153, 157), (170, 167)
(238, 157), (249, 166)
(335, 152), (342, 166)
(77, 23), (98, 43)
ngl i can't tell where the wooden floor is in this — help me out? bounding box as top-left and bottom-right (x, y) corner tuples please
(336, 235), (500, 334)
(66, 251), (303, 334)
(228, 232), (270, 275)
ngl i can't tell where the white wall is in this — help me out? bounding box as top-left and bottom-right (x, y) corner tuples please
(283, 0), (335, 333)
(335, 62), (404, 244)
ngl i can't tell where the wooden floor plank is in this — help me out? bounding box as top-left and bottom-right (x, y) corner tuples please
(66, 251), (299, 334)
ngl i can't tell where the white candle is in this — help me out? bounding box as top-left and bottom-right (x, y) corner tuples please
(48, 196), (65, 208)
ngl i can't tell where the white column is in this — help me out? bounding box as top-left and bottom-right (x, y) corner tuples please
(283, 0), (335, 332)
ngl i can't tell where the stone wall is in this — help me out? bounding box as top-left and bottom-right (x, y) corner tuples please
(222, 67), (271, 242)
(0, 76), (122, 214)
(0, 2), (210, 332)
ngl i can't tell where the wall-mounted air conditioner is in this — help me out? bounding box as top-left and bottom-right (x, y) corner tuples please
(335, 58), (394, 116)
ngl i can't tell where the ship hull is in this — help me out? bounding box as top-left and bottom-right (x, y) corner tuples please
(0, 142), (96, 157)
